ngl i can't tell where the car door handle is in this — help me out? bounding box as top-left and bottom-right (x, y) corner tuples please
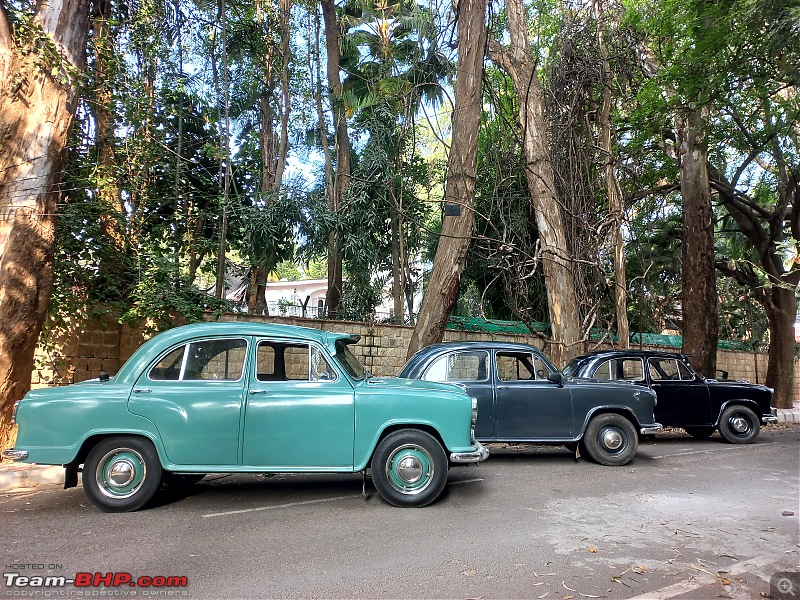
(133, 388), (151, 393)
(249, 389), (268, 395)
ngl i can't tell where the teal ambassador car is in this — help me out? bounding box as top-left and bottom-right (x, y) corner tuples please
(4, 322), (488, 512)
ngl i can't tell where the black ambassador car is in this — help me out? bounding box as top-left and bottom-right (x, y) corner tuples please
(562, 350), (777, 444)
(399, 342), (661, 466)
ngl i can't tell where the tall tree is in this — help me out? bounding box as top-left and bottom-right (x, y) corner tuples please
(406, 0), (487, 358)
(593, 0), (629, 349)
(321, 0), (350, 317)
(487, 0), (581, 366)
(678, 106), (718, 377)
(0, 1), (90, 446)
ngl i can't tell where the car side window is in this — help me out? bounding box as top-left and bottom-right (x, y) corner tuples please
(184, 339), (247, 380)
(649, 358), (680, 381)
(497, 352), (550, 381)
(422, 351), (489, 382)
(149, 339), (247, 381)
(591, 360), (613, 380)
(257, 342), (336, 382)
(591, 358), (644, 381)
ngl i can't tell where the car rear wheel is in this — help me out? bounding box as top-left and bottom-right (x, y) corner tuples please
(718, 405), (760, 444)
(371, 429), (448, 507)
(582, 414), (638, 466)
(83, 436), (162, 512)
(684, 426), (715, 439)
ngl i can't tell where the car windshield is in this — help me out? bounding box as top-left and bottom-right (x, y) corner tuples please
(561, 359), (582, 377)
(335, 340), (368, 380)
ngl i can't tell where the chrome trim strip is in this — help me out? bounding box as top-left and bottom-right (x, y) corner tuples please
(762, 416), (778, 423)
(2, 449), (29, 461)
(450, 443), (489, 464)
(639, 423), (663, 435)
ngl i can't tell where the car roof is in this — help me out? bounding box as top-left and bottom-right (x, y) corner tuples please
(570, 349), (690, 363)
(401, 340), (555, 376)
(115, 322), (355, 384)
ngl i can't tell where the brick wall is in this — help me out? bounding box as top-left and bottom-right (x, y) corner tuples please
(31, 313), (799, 401)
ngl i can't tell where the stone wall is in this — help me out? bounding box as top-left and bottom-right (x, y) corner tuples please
(31, 313), (799, 401)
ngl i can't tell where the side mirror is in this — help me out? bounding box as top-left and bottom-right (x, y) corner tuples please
(547, 372), (564, 387)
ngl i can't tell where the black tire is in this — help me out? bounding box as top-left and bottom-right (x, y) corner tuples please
(370, 429), (448, 507)
(684, 426), (715, 439)
(83, 436), (162, 512)
(582, 414), (638, 466)
(718, 405), (760, 444)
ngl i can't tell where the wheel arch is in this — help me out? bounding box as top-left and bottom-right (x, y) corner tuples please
(714, 399), (760, 426)
(361, 423), (447, 471)
(579, 407), (640, 439)
(65, 431), (167, 489)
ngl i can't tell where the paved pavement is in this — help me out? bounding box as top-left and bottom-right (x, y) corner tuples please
(2, 402), (798, 492)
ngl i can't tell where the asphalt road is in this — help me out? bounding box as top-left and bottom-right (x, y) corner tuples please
(2, 425), (798, 600)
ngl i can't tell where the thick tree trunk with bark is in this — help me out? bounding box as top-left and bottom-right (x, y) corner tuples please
(487, 0), (581, 367)
(321, 0), (350, 317)
(593, 0), (629, 349)
(0, 1), (89, 448)
(678, 108), (718, 377)
(406, 0), (487, 359)
(765, 285), (797, 409)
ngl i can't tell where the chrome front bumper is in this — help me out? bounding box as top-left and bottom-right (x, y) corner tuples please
(450, 442), (489, 464)
(640, 423), (663, 435)
(2, 448), (29, 461)
(763, 408), (778, 424)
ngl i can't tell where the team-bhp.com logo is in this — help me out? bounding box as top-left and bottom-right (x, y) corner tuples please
(4, 571), (188, 592)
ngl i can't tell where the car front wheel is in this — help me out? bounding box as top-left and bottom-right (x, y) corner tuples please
(83, 436), (162, 512)
(371, 429), (448, 507)
(582, 414), (638, 466)
(718, 405), (760, 444)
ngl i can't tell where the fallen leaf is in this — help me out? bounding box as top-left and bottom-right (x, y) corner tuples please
(588, 546), (598, 554)
(563, 596), (575, 600)
(632, 565), (647, 574)
(533, 582), (544, 587)
(562, 582), (577, 591)
(537, 594), (549, 599)
(720, 577), (731, 585)
(462, 569), (477, 576)
(782, 511), (795, 516)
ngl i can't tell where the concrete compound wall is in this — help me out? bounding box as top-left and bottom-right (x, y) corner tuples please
(31, 312), (800, 401)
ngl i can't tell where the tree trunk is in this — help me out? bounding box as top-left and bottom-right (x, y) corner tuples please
(406, 0), (488, 359)
(487, 0), (581, 367)
(678, 107), (718, 377)
(0, 1), (90, 447)
(391, 203), (404, 323)
(593, 0), (629, 349)
(321, 0), (350, 317)
(764, 285), (797, 409)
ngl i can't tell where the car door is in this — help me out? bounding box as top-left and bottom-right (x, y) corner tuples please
(241, 339), (355, 469)
(128, 337), (248, 466)
(647, 357), (712, 426)
(420, 350), (495, 439)
(493, 351), (574, 440)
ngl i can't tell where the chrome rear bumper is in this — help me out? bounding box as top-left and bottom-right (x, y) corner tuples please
(2, 449), (29, 461)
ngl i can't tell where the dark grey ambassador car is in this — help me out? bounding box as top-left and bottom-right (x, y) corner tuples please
(399, 342), (662, 466)
(562, 350), (777, 443)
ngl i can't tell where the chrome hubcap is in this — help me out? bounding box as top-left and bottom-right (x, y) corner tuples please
(386, 444), (434, 495)
(602, 429), (624, 450)
(731, 416), (749, 433)
(108, 460), (135, 487)
(95, 448), (146, 499)
(396, 456), (423, 484)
